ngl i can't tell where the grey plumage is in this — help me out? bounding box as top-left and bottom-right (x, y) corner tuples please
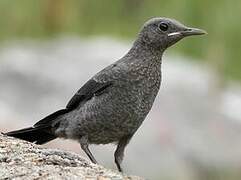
(5, 17), (206, 172)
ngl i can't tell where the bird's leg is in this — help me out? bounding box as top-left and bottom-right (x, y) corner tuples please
(114, 135), (132, 172)
(79, 136), (98, 164)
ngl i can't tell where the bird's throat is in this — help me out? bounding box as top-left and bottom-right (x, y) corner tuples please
(127, 38), (163, 63)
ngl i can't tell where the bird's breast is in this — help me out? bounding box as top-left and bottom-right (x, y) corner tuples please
(66, 62), (162, 144)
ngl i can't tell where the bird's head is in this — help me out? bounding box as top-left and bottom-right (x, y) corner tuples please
(138, 17), (207, 51)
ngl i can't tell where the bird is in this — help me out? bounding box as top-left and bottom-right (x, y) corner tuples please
(5, 17), (206, 172)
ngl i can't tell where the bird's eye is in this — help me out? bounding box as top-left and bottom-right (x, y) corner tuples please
(158, 22), (168, 31)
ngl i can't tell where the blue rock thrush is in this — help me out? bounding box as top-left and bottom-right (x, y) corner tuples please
(5, 17), (206, 172)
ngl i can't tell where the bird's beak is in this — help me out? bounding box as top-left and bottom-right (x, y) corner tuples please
(181, 27), (207, 37)
(167, 27), (207, 37)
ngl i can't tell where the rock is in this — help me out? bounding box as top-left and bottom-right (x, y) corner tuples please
(0, 133), (143, 180)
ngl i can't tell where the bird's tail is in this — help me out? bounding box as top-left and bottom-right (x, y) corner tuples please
(5, 126), (56, 144)
(5, 109), (69, 144)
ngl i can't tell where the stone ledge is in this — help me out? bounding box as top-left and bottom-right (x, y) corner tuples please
(0, 133), (143, 180)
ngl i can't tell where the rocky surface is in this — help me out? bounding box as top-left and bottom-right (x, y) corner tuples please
(0, 133), (143, 180)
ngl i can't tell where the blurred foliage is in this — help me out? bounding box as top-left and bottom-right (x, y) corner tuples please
(0, 0), (240, 81)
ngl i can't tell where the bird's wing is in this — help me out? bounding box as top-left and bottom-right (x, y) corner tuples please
(66, 79), (113, 110)
(34, 79), (113, 127)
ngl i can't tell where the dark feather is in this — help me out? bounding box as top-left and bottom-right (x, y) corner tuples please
(34, 109), (69, 127)
(66, 79), (112, 110)
(5, 126), (56, 144)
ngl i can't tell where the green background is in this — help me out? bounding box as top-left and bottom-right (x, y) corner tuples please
(0, 0), (240, 81)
